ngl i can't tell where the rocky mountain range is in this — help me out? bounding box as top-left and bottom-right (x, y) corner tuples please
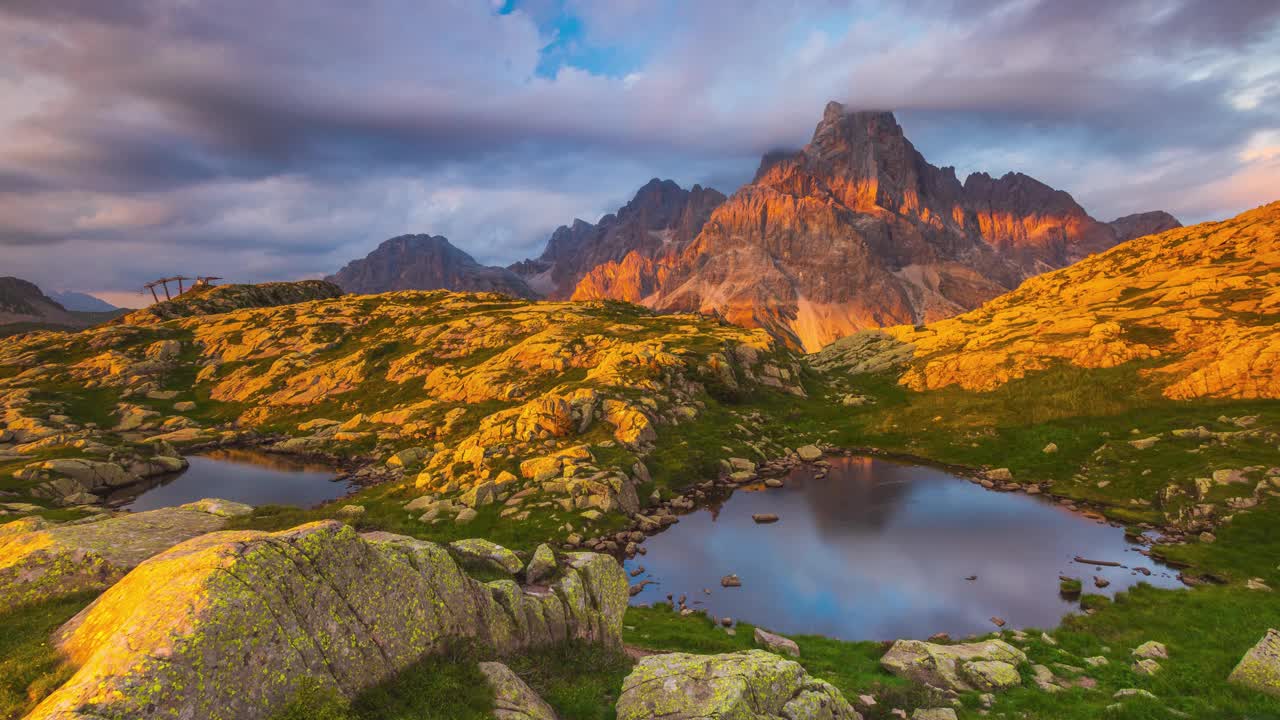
(326, 234), (536, 299)
(0, 277), (79, 327)
(567, 103), (1180, 351)
(47, 290), (120, 313)
(509, 178), (726, 299)
(330, 102), (1179, 351)
(0, 277), (128, 336)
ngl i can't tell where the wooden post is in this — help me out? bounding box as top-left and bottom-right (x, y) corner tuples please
(177, 277), (185, 294)
(148, 286), (159, 303)
(161, 279), (172, 300)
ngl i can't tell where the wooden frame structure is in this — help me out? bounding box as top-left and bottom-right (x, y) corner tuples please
(143, 275), (222, 303)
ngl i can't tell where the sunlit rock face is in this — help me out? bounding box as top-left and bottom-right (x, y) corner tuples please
(26, 521), (627, 720)
(328, 234), (537, 299)
(512, 178), (726, 299)
(568, 102), (1175, 352)
(814, 201), (1280, 401)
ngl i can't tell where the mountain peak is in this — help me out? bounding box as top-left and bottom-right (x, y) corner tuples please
(327, 233), (535, 298)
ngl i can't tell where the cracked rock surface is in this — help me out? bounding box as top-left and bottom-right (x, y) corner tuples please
(26, 520), (627, 720)
(615, 649), (861, 720)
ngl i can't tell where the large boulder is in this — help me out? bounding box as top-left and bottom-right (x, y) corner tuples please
(880, 639), (1027, 692)
(1229, 628), (1280, 697)
(479, 661), (560, 720)
(615, 650), (860, 720)
(0, 499), (252, 608)
(27, 521), (627, 720)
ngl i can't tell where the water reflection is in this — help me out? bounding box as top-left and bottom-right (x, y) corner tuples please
(625, 456), (1182, 641)
(113, 449), (352, 511)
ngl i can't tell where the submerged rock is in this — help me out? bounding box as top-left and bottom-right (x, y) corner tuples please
(27, 521), (627, 720)
(615, 650), (860, 720)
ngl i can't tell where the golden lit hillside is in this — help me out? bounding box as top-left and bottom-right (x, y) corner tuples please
(816, 200), (1280, 400)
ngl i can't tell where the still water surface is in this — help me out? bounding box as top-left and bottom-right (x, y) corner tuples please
(624, 456), (1182, 641)
(116, 449), (353, 511)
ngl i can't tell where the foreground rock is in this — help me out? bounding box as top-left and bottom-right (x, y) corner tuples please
(1229, 628), (1280, 697)
(0, 498), (252, 608)
(28, 521), (627, 720)
(615, 650), (860, 720)
(879, 638), (1027, 692)
(479, 661), (560, 720)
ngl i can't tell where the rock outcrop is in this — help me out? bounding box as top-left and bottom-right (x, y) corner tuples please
(615, 650), (860, 720)
(1, 289), (803, 523)
(562, 103), (1175, 351)
(512, 178), (725, 299)
(815, 200), (1280, 400)
(329, 234), (537, 299)
(0, 276), (81, 328)
(1229, 628), (1280, 697)
(27, 521), (627, 720)
(480, 661), (561, 720)
(1107, 211), (1182, 243)
(0, 499), (252, 608)
(119, 280), (344, 325)
(879, 638), (1028, 692)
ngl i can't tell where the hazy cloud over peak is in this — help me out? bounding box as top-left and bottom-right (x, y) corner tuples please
(2, 0), (1276, 300)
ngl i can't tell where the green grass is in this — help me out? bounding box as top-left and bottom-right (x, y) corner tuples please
(624, 605), (933, 717)
(271, 643), (632, 720)
(0, 592), (97, 720)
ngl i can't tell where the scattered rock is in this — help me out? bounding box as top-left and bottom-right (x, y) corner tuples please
(1042, 443), (1058, 454)
(1113, 688), (1157, 700)
(1132, 641), (1168, 660)
(479, 661), (560, 720)
(880, 638), (1027, 692)
(721, 574), (742, 587)
(986, 468), (1013, 482)
(910, 710), (956, 720)
(754, 627), (801, 657)
(615, 650), (859, 720)
(1228, 628), (1280, 697)
(1133, 658), (1161, 676)
(1128, 437), (1160, 450)
(752, 513), (780, 524)
(796, 445), (823, 462)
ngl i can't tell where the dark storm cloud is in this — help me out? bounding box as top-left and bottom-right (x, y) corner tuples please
(0, 0), (1276, 296)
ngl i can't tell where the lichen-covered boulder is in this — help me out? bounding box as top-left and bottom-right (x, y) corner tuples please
(615, 650), (861, 720)
(1229, 629), (1280, 697)
(526, 543), (557, 585)
(450, 538), (524, 574)
(0, 499), (251, 608)
(27, 521), (626, 720)
(880, 639), (1027, 692)
(961, 660), (1022, 691)
(756, 627), (801, 657)
(479, 661), (560, 720)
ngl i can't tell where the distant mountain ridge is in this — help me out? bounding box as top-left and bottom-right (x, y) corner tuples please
(326, 234), (536, 299)
(326, 102), (1180, 351)
(0, 277), (75, 325)
(560, 102), (1180, 351)
(48, 290), (120, 312)
(0, 277), (127, 337)
(509, 178), (726, 299)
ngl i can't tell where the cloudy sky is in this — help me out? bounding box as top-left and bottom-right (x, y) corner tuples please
(2, 0), (1278, 307)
